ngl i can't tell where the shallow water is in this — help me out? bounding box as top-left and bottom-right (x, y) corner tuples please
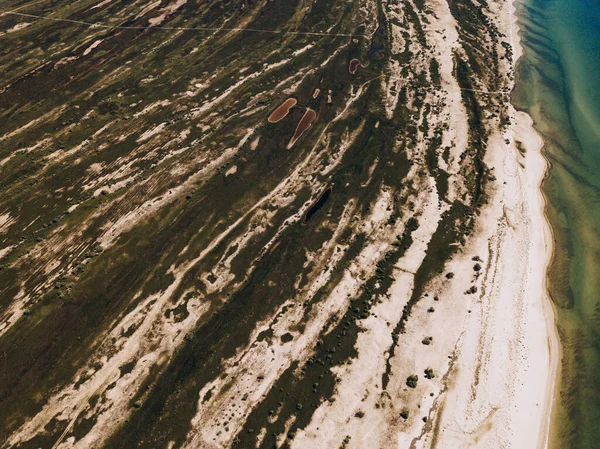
(513, 0), (600, 447)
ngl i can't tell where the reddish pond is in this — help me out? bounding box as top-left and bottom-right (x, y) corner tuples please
(287, 108), (316, 148)
(349, 58), (360, 74)
(268, 98), (297, 123)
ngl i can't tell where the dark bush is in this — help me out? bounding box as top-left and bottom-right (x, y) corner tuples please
(406, 375), (418, 388)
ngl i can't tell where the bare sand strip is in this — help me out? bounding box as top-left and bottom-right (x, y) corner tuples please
(517, 108), (560, 449)
(509, 0), (561, 446)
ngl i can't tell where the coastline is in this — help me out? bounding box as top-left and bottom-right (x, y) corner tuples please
(508, 0), (561, 447)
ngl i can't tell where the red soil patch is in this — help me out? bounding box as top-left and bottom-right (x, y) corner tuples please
(287, 108), (317, 148)
(268, 98), (297, 123)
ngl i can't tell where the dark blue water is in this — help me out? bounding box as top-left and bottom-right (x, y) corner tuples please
(513, 0), (600, 447)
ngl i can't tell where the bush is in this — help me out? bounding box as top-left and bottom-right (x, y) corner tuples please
(406, 375), (418, 388)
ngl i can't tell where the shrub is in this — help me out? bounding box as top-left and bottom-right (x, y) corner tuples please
(406, 375), (418, 388)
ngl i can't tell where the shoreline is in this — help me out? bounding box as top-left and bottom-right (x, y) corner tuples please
(507, 0), (561, 448)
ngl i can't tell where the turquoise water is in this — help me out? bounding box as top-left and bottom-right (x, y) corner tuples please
(513, 0), (600, 447)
